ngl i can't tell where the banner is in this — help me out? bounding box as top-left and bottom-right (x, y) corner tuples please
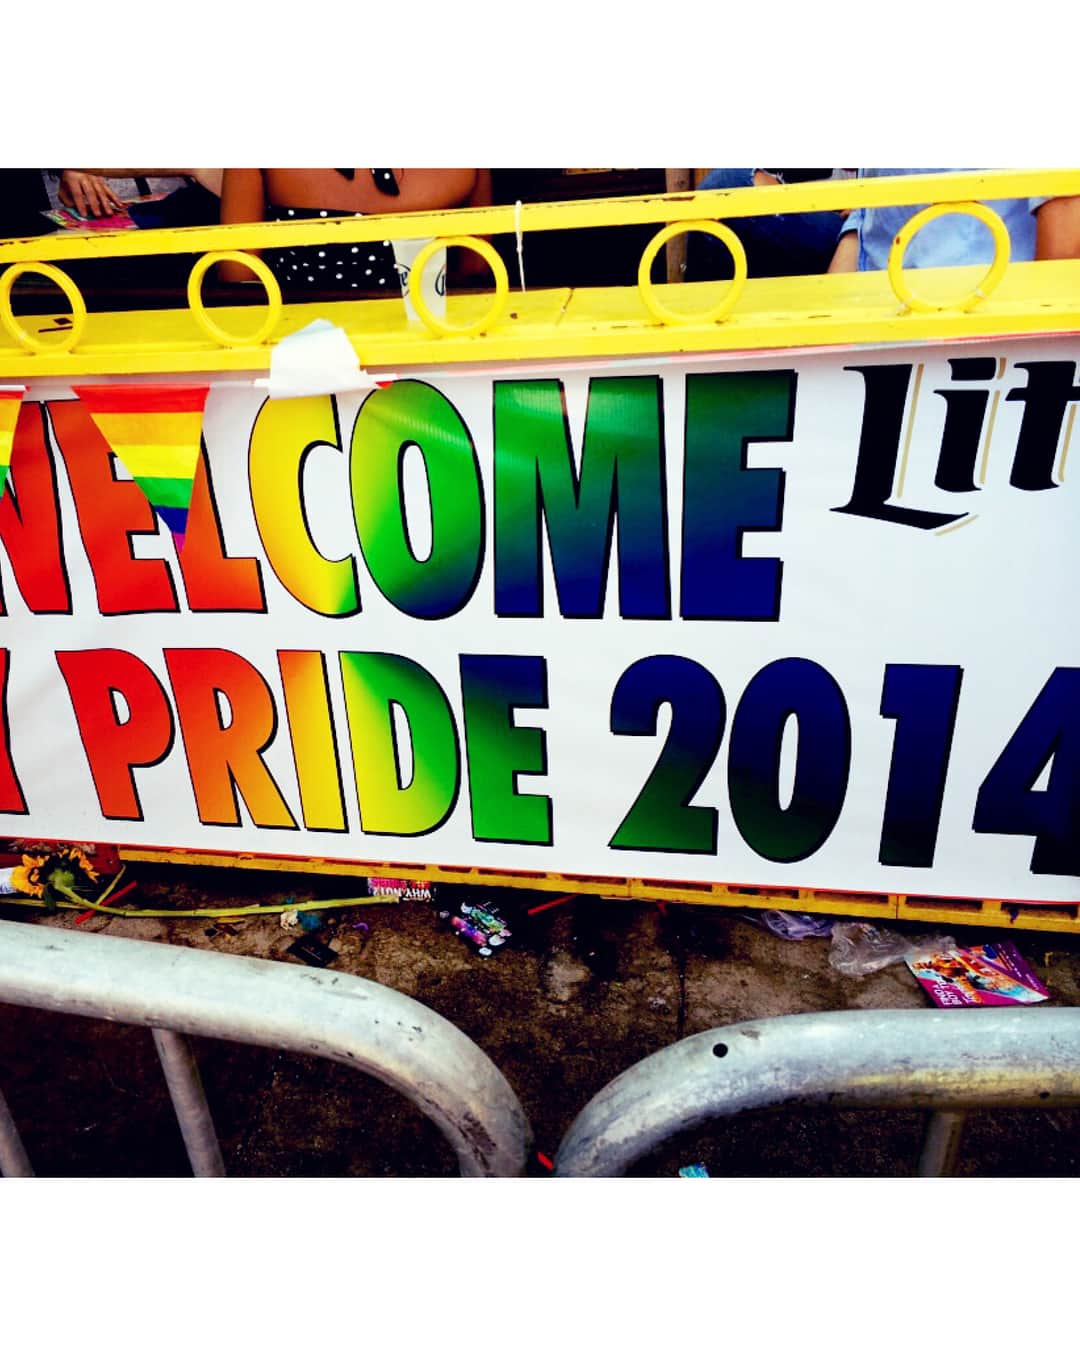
(0, 339), (1076, 901)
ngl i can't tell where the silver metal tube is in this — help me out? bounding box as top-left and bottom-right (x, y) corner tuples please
(152, 1028), (226, 1177)
(0, 922), (530, 1177)
(555, 1009), (1080, 1177)
(0, 1083), (33, 1177)
(917, 1109), (967, 1177)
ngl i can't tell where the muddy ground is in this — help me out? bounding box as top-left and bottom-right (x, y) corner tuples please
(3, 862), (1080, 1177)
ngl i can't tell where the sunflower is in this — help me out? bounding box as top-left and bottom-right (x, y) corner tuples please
(11, 847), (100, 914)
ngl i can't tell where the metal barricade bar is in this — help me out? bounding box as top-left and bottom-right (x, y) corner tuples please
(554, 1009), (1080, 1177)
(0, 921), (530, 1177)
(0, 1080), (33, 1177)
(151, 1028), (227, 1177)
(917, 1108), (967, 1178)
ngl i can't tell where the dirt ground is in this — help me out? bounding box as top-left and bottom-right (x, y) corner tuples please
(3, 861), (1080, 1178)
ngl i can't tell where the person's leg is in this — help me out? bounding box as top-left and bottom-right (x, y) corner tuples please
(688, 168), (843, 280)
(738, 203), (846, 277)
(686, 170), (755, 281)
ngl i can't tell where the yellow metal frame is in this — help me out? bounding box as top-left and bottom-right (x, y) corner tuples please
(1, 169), (1079, 378)
(4, 169), (1080, 929)
(114, 847), (1080, 934)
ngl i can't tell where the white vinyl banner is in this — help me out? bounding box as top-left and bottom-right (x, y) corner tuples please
(0, 337), (1076, 902)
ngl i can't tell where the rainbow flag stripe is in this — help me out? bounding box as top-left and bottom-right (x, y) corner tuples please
(0, 388), (26, 500)
(73, 384), (210, 547)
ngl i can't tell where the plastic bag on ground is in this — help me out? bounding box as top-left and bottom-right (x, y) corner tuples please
(737, 909), (835, 940)
(829, 921), (956, 977)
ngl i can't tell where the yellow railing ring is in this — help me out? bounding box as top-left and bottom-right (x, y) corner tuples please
(407, 236), (509, 338)
(638, 221), (748, 326)
(887, 202), (1011, 314)
(0, 262), (88, 354)
(186, 251), (283, 348)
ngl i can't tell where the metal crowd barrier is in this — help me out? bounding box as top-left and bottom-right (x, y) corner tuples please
(554, 1008), (1080, 1177)
(0, 920), (530, 1177)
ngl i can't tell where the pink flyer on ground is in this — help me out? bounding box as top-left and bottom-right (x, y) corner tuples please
(907, 941), (1049, 1007)
(367, 876), (432, 902)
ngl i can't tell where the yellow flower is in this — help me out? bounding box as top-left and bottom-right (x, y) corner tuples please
(61, 847), (99, 886)
(11, 856), (44, 897)
(10, 847), (98, 902)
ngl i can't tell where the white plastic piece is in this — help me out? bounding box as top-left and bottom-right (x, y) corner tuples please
(267, 319), (379, 400)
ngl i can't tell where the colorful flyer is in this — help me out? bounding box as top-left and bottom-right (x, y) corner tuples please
(42, 193), (167, 232)
(907, 941), (1049, 1007)
(367, 876), (431, 902)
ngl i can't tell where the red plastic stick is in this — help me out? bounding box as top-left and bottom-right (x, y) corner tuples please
(75, 881), (136, 926)
(526, 894), (577, 917)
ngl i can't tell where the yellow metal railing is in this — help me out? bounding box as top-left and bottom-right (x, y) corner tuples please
(0, 167), (1079, 376)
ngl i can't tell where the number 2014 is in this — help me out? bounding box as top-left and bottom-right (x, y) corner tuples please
(608, 658), (1079, 876)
